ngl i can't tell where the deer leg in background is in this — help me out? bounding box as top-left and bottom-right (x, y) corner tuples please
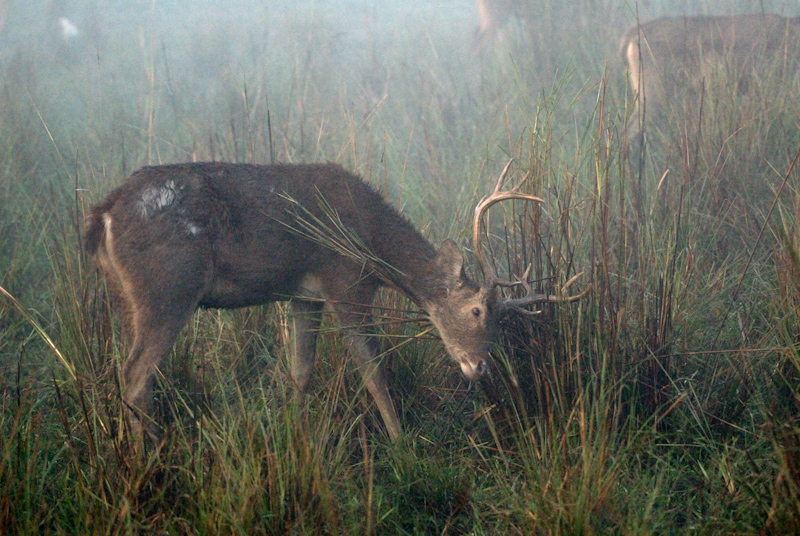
(288, 298), (324, 392)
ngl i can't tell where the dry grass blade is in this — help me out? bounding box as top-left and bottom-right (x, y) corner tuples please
(276, 190), (413, 299)
(0, 283), (76, 380)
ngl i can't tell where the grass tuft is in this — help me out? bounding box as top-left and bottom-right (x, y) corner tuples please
(2, 0), (800, 532)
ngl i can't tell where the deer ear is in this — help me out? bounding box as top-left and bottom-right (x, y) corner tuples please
(436, 239), (464, 289)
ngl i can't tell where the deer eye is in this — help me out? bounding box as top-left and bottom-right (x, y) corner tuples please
(471, 307), (481, 317)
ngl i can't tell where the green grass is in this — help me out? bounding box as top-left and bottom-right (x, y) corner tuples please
(2, 0), (800, 533)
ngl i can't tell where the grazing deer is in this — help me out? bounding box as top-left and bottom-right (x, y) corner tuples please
(474, 0), (518, 46)
(620, 14), (800, 127)
(85, 162), (587, 440)
(474, 1), (602, 49)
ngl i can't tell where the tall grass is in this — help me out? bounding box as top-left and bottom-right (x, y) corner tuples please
(2, 0), (800, 533)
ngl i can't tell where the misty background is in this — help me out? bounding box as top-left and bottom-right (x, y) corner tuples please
(3, 1), (799, 179)
(1, 0), (799, 293)
(4, 2), (800, 532)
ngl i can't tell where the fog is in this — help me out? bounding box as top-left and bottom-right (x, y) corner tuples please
(1, 0), (799, 203)
(3, 1), (797, 113)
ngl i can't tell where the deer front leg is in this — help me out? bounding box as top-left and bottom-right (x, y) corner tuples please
(288, 298), (324, 392)
(345, 331), (402, 441)
(323, 275), (401, 440)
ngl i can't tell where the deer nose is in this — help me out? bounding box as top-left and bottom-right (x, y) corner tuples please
(460, 357), (488, 380)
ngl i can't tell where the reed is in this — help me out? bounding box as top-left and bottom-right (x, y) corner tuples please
(1, 0), (799, 532)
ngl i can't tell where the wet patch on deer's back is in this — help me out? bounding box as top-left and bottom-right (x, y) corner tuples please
(137, 180), (178, 218)
(133, 179), (205, 238)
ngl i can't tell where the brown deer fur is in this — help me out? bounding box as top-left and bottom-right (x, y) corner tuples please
(621, 14), (800, 126)
(85, 162), (503, 440)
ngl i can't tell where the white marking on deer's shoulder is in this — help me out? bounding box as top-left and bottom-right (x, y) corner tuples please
(138, 180), (178, 218)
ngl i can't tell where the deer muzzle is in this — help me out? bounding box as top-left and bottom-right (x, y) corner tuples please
(459, 356), (488, 380)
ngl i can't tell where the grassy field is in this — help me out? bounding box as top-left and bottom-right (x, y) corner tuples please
(2, 0), (800, 533)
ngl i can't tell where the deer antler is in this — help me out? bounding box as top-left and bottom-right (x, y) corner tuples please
(502, 270), (592, 316)
(473, 159), (543, 285)
(473, 160), (591, 314)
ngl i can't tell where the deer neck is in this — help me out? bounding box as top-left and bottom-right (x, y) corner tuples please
(368, 219), (444, 308)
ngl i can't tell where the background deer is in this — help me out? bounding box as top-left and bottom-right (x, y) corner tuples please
(621, 14), (800, 129)
(85, 162), (586, 441)
(474, 0), (519, 46)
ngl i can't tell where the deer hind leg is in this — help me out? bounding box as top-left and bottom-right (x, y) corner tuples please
(98, 211), (209, 437)
(121, 304), (196, 436)
(288, 298), (324, 392)
(114, 270), (205, 436)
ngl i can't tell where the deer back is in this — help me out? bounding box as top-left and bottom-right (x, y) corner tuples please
(85, 162), (441, 310)
(621, 14), (800, 116)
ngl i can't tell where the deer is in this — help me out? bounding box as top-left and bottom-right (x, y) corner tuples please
(473, 1), (603, 50)
(474, 0), (518, 46)
(620, 14), (800, 130)
(84, 161), (588, 441)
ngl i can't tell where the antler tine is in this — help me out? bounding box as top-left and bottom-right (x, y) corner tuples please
(503, 272), (592, 315)
(473, 159), (544, 284)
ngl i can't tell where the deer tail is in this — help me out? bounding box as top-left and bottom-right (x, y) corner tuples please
(84, 200), (113, 256)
